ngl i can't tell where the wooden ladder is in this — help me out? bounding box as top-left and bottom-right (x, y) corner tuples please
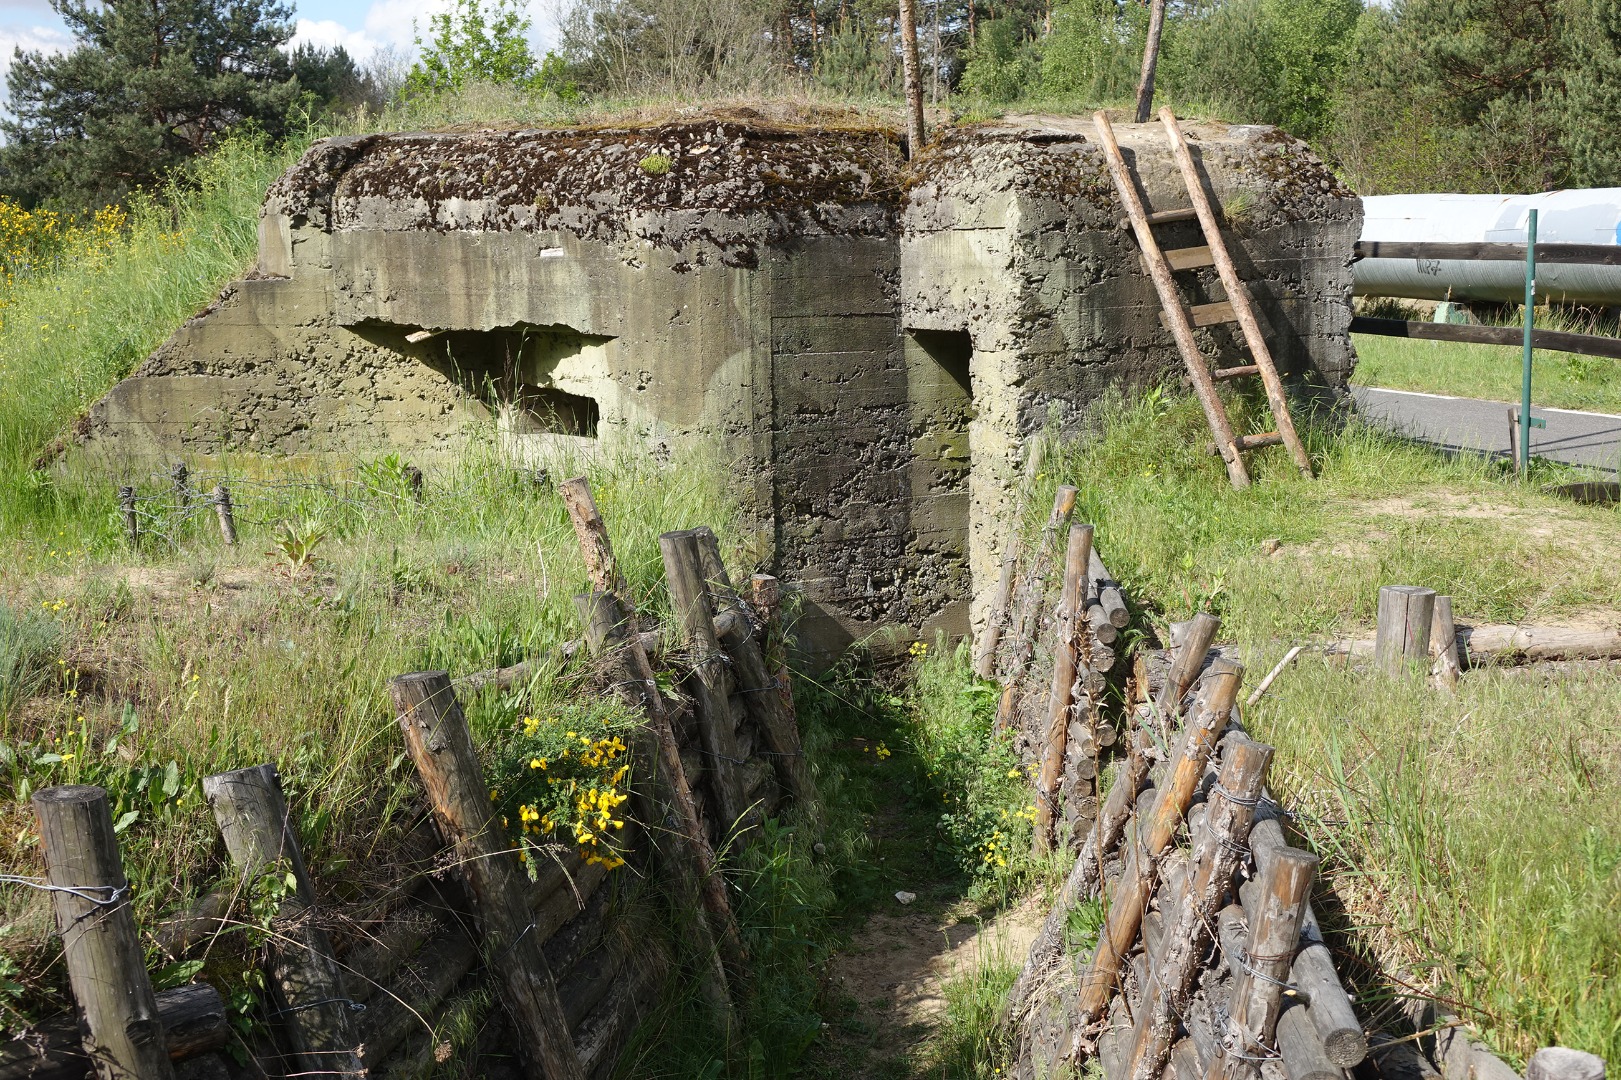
(1091, 107), (1312, 490)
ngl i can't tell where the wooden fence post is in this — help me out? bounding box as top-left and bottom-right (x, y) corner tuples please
(575, 590), (742, 1012)
(1155, 612), (1220, 715)
(1035, 523), (1093, 854)
(118, 486), (139, 548)
(1431, 594), (1461, 687)
(1375, 585), (1436, 676)
(974, 535), (1021, 679)
(692, 527), (816, 808)
(403, 465), (424, 503)
(32, 785), (177, 1080)
(560, 476), (631, 603)
(1072, 659), (1243, 1028)
(170, 462), (191, 511)
(1124, 735), (1274, 1080)
(201, 764), (365, 1077)
(659, 530), (750, 837)
(389, 672), (586, 1080)
(1209, 847), (1320, 1080)
(212, 484), (237, 546)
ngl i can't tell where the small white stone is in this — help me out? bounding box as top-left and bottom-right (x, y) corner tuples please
(1528, 1048), (1606, 1080)
(895, 890), (916, 905)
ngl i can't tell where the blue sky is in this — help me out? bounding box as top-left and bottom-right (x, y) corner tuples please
(0, 0), (564, 93)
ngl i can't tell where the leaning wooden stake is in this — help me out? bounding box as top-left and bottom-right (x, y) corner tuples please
(693, 528), (817, 807)
(660, 530), (751, 836)
(576, 591), (742, 1009)
(1208, 847), (1320, 1080)
(560, 476), (632, 603)
(750, 574), (804, 748)
(1124, 735), (1274, 1080)
(33, 785), (177, 1080)
(975, 535), (1022, 679)
(1155, 611), (1221, 715)
(211, 484), (237, 546)
(389, 673), (586, 1080)
(1034, 523), (1093, 854)
(1071, 659), (1243, 1029)
(1006, 622), (1221, 1026)
(202, 765), (365, 1077)
(1375, 585), (1437, 677)
(1133, 0), (1168, 122)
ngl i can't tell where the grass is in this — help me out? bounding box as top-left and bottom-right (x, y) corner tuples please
(1353, 301), (1621, 415)
(1008, 387), (1621, 1067)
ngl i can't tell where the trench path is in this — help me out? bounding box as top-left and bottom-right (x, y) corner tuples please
(798, 735), (1043, 1079)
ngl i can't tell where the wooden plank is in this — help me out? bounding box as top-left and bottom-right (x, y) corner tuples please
(32, 786), (176, 1080)
(1354, 240), (1621, 265)
(1349, 316), (1621, 360)
(1159, 301), (1236, 330)
(1160, 108), (1313, 478)
(1162, 245), (1216, 271)
(1094, 110), (1248, 489)
(1212, 364), (1259, 381)
(975, 535), (1021, 679)
(0, 985), (226, 1080)
(1118, 208), (1202, 231)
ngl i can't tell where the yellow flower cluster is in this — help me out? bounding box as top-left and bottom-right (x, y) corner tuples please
(572, 785), (628, 868)
(0, 198), (128, 305)
(999, 804), (1038, 823)
(981, 829), (1011, 868)
(908, 640), (929, 658)
(511, 715), (631, 870)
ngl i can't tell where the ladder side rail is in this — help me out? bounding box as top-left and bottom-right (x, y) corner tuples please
(1157, 107), (1313, 477)
(1092, 111), (1251, 490)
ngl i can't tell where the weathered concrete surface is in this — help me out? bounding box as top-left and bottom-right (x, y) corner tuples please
(78, 116), (1360, 658)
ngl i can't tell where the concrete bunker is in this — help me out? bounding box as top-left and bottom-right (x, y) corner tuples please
(75, 116), (1362, 658)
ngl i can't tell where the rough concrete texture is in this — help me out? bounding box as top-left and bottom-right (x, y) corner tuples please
(81, 115), (1360, 657)
(1529, 1048), (1606, 1080)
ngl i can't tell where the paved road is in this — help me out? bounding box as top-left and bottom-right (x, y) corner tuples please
(1351, 385), (1621, 471)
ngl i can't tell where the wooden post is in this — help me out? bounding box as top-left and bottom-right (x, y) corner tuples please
(575, 591), (742, 1007)
(32, 785), (177, 1080)
(1035, 524), (1093, 854)
(1375, 586), (1436, 676)
(202, 765), (365, 1077)
(1210, 848), (1319, 1080)
(389, 673), (586, 1080)
(1073, 660), (1243, 1027)
(560, 476), (631, 603)
(1277, 1003), (1345, 1080)
(1432, 594), (1461, 688)
(212, 484), (237, 546)
(975, 535), (1021, 679)
(1155, 612), (1220, 715)
(693, 530), (816, 808)
(659, 531), (750, 837)
(1133, 0), (1167, 122)
(118, 486), (139, 548)
(404, 464), (424, 503)
(898, 0), (926, 154)
(1002, 485), (1080, 697)
(170, 462), (191, 511)
(1248, 817), (1366, 1067)
(1006, 629), (1223, 1026)
(750, 574), (803, 744)
(1124, 735), (1274, 1080)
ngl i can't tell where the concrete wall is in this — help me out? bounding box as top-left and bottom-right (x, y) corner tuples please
(77, 117), (1360, 659)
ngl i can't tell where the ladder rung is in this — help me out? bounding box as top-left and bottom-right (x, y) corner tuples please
(1212, 364), (1259, 380)
(1118, 207), (1201, 231)
(1158, 301), (1236, 330)
(1163, 245), (1215, 271)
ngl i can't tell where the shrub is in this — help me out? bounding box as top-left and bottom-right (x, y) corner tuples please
(960, 18), (1040, 103)
(0, 603), (60, 721)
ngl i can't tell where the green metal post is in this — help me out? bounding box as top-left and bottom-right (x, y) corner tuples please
(1520, 208), (1537, 475)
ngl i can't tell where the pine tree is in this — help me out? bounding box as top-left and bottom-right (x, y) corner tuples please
(0, 0), (300, 212)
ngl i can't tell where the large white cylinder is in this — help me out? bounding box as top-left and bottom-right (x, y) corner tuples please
(1355, 190), (1621, 304)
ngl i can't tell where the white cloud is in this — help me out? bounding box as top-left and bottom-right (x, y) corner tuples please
(0, 22), (74, 121)
(290, 17), (386, 59)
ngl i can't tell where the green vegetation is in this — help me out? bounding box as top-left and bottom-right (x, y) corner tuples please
(1353, 302), (1621, 414)
(407, 0), (577, 100)
(1003, 389), (1621, 1066)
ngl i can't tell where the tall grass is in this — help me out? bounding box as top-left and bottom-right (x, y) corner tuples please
(1014, 389), (1621, 1065)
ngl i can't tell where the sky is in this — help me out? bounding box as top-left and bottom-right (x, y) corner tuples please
(0, 0), (566, 97)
